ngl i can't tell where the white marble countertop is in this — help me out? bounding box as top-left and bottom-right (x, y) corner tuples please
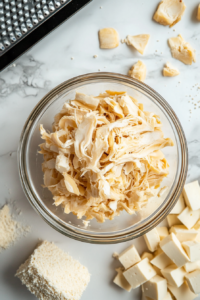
(0, 0), (200, 299)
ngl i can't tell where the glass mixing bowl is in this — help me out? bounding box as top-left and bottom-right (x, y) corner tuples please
(18, 72), (188, 244)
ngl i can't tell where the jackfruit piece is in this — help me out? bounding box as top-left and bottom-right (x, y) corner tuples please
(153, 0), (186, 27)
(123, 34), (150, 55)
(99, 28), (119, 49)
(163, 62), (179, 77)
(128, 60), (146, 82)
(168, 34), (196, 65)
(197, 4), (200, 21)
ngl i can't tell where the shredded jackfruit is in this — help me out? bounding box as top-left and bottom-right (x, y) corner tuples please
(39, 91), (174, 223)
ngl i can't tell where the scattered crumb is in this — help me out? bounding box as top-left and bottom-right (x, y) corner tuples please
(93, 54), (98, 58)
(100, 6), (102, 9)
(113, 252), (119, 259)
(0, 205), (30, 252)
(71, 57), (74, 60)
(82, 220), (90, 228)
(98, 69), (101, 71)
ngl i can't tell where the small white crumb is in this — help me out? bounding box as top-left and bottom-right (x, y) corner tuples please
(71, 57), (74, 60)
(98, 69), (101, 71)
(173, 29), (176, 31)
(157, 40), (159, 42)
(121, 39), (125, 44)
(93, 54), (98, 58)
(12, 63), (16, 67)
(112, 252), (119, 259)
(68, 221), (71, 224)
(100, 6), (102, 9)
(82, 220), (90, 228)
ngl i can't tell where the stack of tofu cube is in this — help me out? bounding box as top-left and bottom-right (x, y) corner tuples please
(113, 180), (200, 300)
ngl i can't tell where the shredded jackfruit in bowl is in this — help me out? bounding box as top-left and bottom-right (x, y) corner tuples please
(39, 90), (174, 223)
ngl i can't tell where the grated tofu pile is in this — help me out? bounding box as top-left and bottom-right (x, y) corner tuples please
(39, 90), (173, 223)
(0, 205), (30, 252)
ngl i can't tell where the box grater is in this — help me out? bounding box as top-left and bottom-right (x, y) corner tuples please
(0, 0), (92, 71)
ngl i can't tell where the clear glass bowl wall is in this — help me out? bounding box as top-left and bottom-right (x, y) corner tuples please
(18, 73), (188, 244)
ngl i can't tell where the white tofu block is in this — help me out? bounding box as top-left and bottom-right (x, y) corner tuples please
(193, 220), (200, 231)
(185, 270), (200, 294)
(183, 181), (200, 211)
(178, 207), (200, 229)
(184, 261), (200, 273)
(160, 233), (190, 267)
(182, 241), (200, 262)
(151, 252), (173, 269)
(123, 258), (156, 289)
(170, 225), (199, 242)
(142, 275), (167, 300)
(170, 194), (186, 214)
(163, 292), (173, 300)
(161, 264), (186, 287)
(167, 215), (182, 227)
(113, 269), (132, 292)
(168, 282), (197, 300)
(144, 228), (160, 252)
(118, 245), (141, 269)
(156, 227), (169, 240)
(141, 252), (154, 261)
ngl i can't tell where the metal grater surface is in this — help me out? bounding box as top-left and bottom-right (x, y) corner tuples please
(0, 0), (72, 55)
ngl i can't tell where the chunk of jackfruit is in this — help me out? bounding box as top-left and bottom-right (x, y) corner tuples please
(153, 0), (186, 27)
(168, 34), (196, 65)
(128, 60), (146, 82)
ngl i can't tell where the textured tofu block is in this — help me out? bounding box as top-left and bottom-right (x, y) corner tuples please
(184, 260), (200, 273)
(160, 233), (190, 267)
(178, 207), (200, 229)
(185, 270), (200, 294)
(144, 228), (160, 252)
(170, 225), (198, 242)
(151, 251), (173, 269)
(123, 258), (156, 289)
(142, 275), (167, 300)
(183, 181), (200, 211)
(113, 269), (132, 292)
(16, 241), (90, 300)
(168, 282), (197, 300)
(170, 194), (185, 214)
(156, 227), (169, 240)
(167, 215), (182, 227)
(161, 264), (186, 287)
(182, 241), (200, 262)
(118, 245), (141, 269)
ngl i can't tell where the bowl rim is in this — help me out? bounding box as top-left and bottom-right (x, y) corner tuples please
(18, 72), (188, 244)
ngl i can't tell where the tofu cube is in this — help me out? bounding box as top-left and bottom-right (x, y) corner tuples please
(144, 228), (160, 252)
(141, 252), (154, 261)
(161, 264), (186, 287)
(178, 207), (200, 229)
(183, 181), (200, 211)
(170, 225), (199, 242)
(123, 258), (156, 289)
(160, 233), (190, 267)
(167, 214), (182, 227)
(170, 194), (185, 214)
(142, 275), (167, 300)
(15, 241), (90, 300)
(185, 270), (200, 294)
(168, 282), (197, 300)
(182, 241), (200, 262)
(113, 269), (132, 292)
(151, 251), (173, 269)
(184, 260), (200, 273)
(156, 227), (169, 240)
(118, 245), (141, 269)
